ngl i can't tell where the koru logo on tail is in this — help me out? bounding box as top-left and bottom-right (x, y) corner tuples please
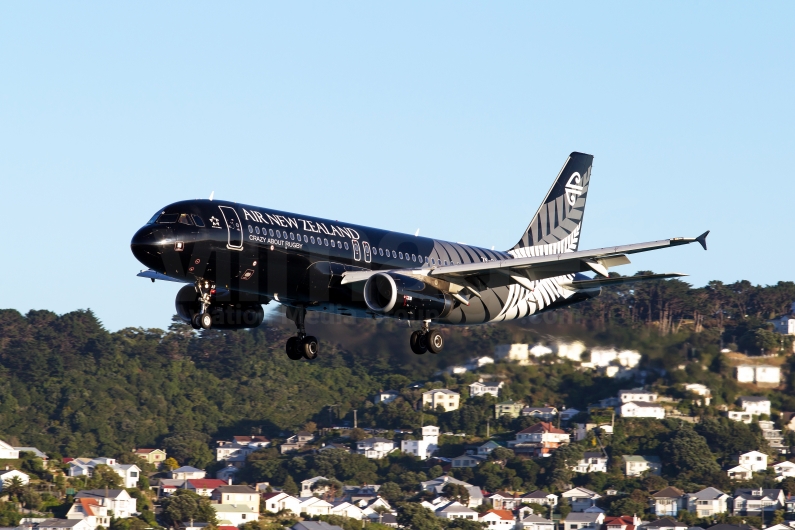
(565, 172), (584, 206)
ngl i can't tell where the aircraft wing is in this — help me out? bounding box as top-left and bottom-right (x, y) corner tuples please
(341, 231), (708, 295)
(137, 269), (192, 283)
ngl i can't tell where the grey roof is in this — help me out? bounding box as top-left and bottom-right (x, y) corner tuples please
(626, 401), (663, 408)
(173, 466), (204, 473)
(359, 437), (393, 444)
(521, 515), (554, 524)
(437, 503), (477, 514)
(733, 488), (783, 500)
(705, 525), (758, 530)
(739, 396), (769, 402)
(563, 513), (602, 523)
(689, 487), (727, 500)
(214, 485), (257, 493)
(582, 452), (605, 459)
(38, 521), (85, 529)
(523, 490), (556, 499)
(642, 517), (688, 529)
(292, 523), (345, 530)
(13, 447), (48, 459)
(75, 489), (126, 499)
(622, 455), (661, 463)
(158, 479), (186, 487)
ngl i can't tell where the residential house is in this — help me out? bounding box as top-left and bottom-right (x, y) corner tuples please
(330, 501), (365, 520)
(13, 447), (48, 460)
(299, 497), (333, 516)
(622, 455), (662, 477)
(401, 439), (433, 460)
(186, 479), (228, 497)
(511, 422), (571, 457)
(726, 465), (754, 481)
(132, 448), (166, 465)
(727, 411), (755, 424)
(571, 452), (608, 473)
(562, 487), (601, 512)
(522, 407), (559, 421)
(773, 461), (795, 481)
(759, 421), (786, 453)
(281, 432), (315, 454)
(560, 408), (582, 422)
(0, 469), (30, 489)
(356, 438), (396, 459)
(216, 436), (270, 466)
(487, 492), (524, 510)
(451, 454), (485, 468)
(530, 345), (554, 358)
(66, 497), (111, 529)
(301, 476), (329, 496)
(736, 365), (781, 384)
(212, 504), (258, 527)
(684, 384), (712, 406)
(373, 390), (400, 404)
(619, 390), (658, 403)
(423, 389), (461, 412)
(736, 451), (768, 472)
(477, 441), (502, 456)
(466, 356), (495, 370)
(110, 465), (141, 489)
(216, 465), (240, 483)
(479, 509), (516, 529)
(557, 341), (587, 362)
(495, 400), (524, 419)
(687, 488), (730, 517)
(36, 520), (92, 530)
(291, 523), (344, 530)
(171, 466), (206, 480)
(769, 304), (795, 335)
(0, 440), (19, 460)
(603, 515), (642, 530)
(495, 344), (530, 362)
(575, 423), (614, 441)
(639, 517), (688, 530)
(561, 512), (605, 530)
(419, 475), (483, 508)
(739, 396), (771, 416)
(435, 501), (478, 520)
(212, 485), (260, 513)
(68, 458), (116, 477)
(470, 381), (503, 398)
(262, 492), (300, 514)
(521, 491), (559, 507)
(732, 488), (785, 515)
(74, 489), (137, 519)
(156, 479), (185, 497)
(620, 401), (665, 419)
(519, 514), (555, 530)
(650, 487), (685, 516)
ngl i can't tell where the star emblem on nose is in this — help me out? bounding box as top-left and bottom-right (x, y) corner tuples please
(210, 216), (221, 228)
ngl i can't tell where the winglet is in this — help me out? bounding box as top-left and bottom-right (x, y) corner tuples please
(696, 230), (709, 250)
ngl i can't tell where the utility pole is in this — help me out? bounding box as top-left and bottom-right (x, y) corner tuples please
(353, 409), (358, 429)
(487, 419), (490, 438)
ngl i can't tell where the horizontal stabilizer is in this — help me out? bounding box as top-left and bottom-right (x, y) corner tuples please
(137, 269), (191, 283)
(563, 272), (688, 290)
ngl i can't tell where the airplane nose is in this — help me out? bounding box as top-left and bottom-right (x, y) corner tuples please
(131, 226), (163, 270)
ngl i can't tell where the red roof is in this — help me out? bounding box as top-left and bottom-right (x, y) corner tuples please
(218, 526), (238, 530)
(133, 448), (161, 454)
(187, 479), (227, 489)
(518, 422), (566, 434)
(233, 436), (270, 443)
(78, 498), (100, 516)
(482, 509), (514, 521)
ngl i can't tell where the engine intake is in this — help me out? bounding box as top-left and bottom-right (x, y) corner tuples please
(363, 272), (453, 320)
(175, 285), (264, 329)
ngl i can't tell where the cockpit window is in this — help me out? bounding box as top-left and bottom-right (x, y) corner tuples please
(148, 211), (164, 224)
(157, 213), (179, 223)
(192, 215), (205, 227)
(178, 213), (194, 225)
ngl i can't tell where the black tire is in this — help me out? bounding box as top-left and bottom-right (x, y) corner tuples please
(199, 312), (213, 330)
(410, 330), (427, 355)
(286, 337), (302, 360)
(302, 336), (319, 360)
(427, 329), (444, 353)
(190, 314), (202, 330)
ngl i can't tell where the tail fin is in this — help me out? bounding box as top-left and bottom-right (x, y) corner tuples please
(510, 152), (594, 256)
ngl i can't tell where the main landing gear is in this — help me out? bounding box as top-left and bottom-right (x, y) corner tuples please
(410, 321), (444, 355)
(285, 306), (319, 361)
(191, 280), (214, 330)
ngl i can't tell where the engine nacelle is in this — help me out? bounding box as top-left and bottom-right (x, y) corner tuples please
(363, 272), (453, 320)
(175, 285), (265, 329)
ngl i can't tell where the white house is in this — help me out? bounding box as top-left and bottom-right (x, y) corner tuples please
(216, 436), (269, 465)
(726, 465), (754, 480)
(261, 492), (301, 514)
(571, 452), (608, 473)
(435, 501), (479, 520)
(732, 488), (785, 515)
(562, 512), (605, 530)
(420, 476), (483, 508)
(619, 401), (665, 419)
(298, 497), (332, 516)
(330, 501), (366, 520)
(736, 365), (781, 384)
(650, 487), (685, 516)
(739, 396), (771, 416)
(422, 389), (461, 412)
(469, 381), (503, 398)
(478, 441), (502, 456)
(519, 514), (555, 530)
(737, 451), (768, 472)
(356, 438), (396, 459)
(212, 485), (260, 513)
(684, 384), (712, 405)
(66, 496), (112, 528)
(619, 390), (658, 403)
(522, 407), (559, 421)
(0, 469), (30, 490)
(557, 342), (587, 362)
(726, 411), (755, 424)
(562, 487), (601, 512)
(185, 479), (228, 497)
(110, 464), (141, 489)
(495, 344), (529, 362)
(0, 441), (20, 460)
(521, 490), (559, 507)
(374, 390), (400, 404)
(466, 356), (495, 369)
(773, 461), (795, 481)
(686, 487), (729, 517)
(513, 422), (571, 445)
(421, 425), (440, 445)
(529, 345), (554, 358)
(216, 464), (240, 482)
(74, 490), (137, 519)
(170, 466), (206, 480)
(622, 455), (661, 477)
(68, 458), (116, 477)
(212, 504), (258, 527)
(575, 423), (613, 441)
(37, 520), (93, 530)
(769, 305), (795, 335)
(480, 509), (516, 528)
(451, 454), (486, 468)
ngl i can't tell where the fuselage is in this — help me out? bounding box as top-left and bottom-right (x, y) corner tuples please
(131, 199), (597, 326)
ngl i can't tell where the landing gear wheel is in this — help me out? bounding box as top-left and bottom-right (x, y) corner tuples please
(191, 314), (202, 330)
(286, 337), (303, 360)
(302, 336), (319, 360)
(427, 329), (444, 353)
(199, 312), (213, 330)
(410, 330), (427, 355)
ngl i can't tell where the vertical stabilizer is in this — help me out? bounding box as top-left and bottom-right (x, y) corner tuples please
(510, 152), (593, 256)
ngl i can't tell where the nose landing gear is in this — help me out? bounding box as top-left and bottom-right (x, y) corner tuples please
(410, 321), (444, 355)
(285, 306), (319, 360)
(191, 279), (214, 330)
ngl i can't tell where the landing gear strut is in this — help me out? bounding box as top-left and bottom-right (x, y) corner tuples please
(285, 306), (319, 360)
(411, 321), (443, 355)
(191, 279), (214, 330)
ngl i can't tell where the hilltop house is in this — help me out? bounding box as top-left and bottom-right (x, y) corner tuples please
(561, 512), (605, 530)
(262, 492), (301, 514)
(738, 396), (771, 416)
(650, 487), (685, 516)
(622, 455), (662, 477)
(732, 488), (785, 515)
(495, 344), (529, 362)
(216, 436), (270, 466)
(510, 422), (570, 457)
(0, 440), (19, 460)
(131, 448), (166, 465)
(736, 451), (768, 472)
(561, 487), (601, 512)
(0, 470), (29, 490)
(619, 390), (658, 403)
(686, 487), (730, 517)
(170, 466), (206, 480)
(356, 438), (396, 459)
(736, 365), (781, 384)
(522, 407), (559, 421)
(620, 401), (665, 419)
(75, 490), (137, 519)
(423, 389), (461, 412)
(495, 400), (524, 419)
(519, 514), (555, 530)
(280, 432), (315, 454)
(374, 390), (400, 404)
(469, 381), (503, 398)
(479, 509), (516, 529)
(521, 491), (558, 507)
(420, 476), (483, 508)
(571, 452), (608, 473)
(185, 479), (228, 497)
(211, 485), (260, 513)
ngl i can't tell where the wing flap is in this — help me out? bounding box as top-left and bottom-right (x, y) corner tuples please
(561, 272), (688, 290)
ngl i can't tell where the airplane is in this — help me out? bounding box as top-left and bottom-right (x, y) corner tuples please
(131, 152), (708, 360)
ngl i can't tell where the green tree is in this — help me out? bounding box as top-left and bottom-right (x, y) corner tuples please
(661, 425), (720, 483)
(89, 465), (123, 489)
(282, 476), (299, 496)
(162, 432), (214, 469)
(378, 482), (404, 503)
(160, 490), (218, 526)
(442, 483), (470, 506)
(1, 477), (26, 503)
(163, 458), (180, 471)
(397, 503), (443, 530)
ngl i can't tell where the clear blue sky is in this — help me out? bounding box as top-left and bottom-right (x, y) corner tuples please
(1, 3), (792, 331)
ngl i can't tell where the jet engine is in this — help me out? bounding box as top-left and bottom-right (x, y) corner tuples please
(175, 284), (265, 329)
(363, 272), (453, 320)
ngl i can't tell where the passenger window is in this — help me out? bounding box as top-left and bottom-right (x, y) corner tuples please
(331, 240), (336, 248)
(412, 254), (416, 262)
(248, 226), (253, 234)
(352, 240), (361, 261)
(157, 213), (179, 223)
(363, 241), (372, 263)
(379, 248), (384, 256)
(324, 238), (329, 246)
(276, 230), (281, 238)
(310, 236), (316, 244)
(178, 213), (194, 225)
(192, 215), (205, 227)
(269, 229), (274, 237)
(344, 242), (349, 250)
(398, 252), (403, 259)
(424, 256), (429, 264)
(392, 251), (396, 258)
(444, 260), (448, 265)
(255, 227), (260, 234)
(304, 235), (308, 243)
(337, 241), (341, 248)
(290, 233), (295, 241)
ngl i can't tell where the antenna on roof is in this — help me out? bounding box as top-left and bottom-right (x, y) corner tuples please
(209, 191), (215, 201)
(415, 229), (420, 237)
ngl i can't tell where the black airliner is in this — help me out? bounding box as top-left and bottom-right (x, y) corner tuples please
(131, 152), (708, 360)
